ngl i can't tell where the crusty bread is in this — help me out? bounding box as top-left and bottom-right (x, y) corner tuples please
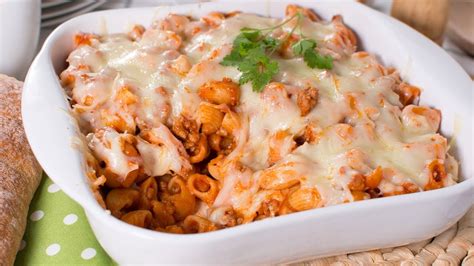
(0, 74), (42, 266)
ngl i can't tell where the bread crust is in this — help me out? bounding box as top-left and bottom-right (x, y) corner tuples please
(0, 74), (42, 265)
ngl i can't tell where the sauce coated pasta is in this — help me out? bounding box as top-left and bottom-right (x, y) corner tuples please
(61, 5), (458, 233)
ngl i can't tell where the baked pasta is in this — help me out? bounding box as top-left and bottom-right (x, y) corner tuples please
(60, 5), (459, 234)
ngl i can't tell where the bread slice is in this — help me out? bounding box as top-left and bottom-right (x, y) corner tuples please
(0, 74), (42, 265)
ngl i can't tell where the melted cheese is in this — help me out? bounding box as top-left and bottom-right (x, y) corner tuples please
(136, 125), (191, 177)
(63, 10), (458, 224)
(87, 128), (140, 178)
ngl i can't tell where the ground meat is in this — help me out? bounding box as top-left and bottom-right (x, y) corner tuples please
(297, 86), (318, 116)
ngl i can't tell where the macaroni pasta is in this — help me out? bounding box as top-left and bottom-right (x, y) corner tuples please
(61, 5), (458, 233)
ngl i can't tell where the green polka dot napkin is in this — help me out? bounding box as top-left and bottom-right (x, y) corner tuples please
(15, 174), (114, 265)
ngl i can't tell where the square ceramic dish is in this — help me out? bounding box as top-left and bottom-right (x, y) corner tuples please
(22, 0), (473, 264)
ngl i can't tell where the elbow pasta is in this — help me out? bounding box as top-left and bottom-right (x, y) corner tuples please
(105, 188), (140, 218)
(61, 5), (459, 233)
(198, 103), (224, 135)
(198, 78), (240, 106)
(220, 110), (240, 136)
(121, 210), (153, 228)
(287, 188), (322, 211)
(187, 134), (210, 163)
(183, 215), (218, 233)
(138, 177), (158, 210)
(187, 173), (219, 205)
(162, 176), (196, 221)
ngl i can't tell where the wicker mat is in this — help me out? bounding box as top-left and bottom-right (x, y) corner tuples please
(299, 206), (474, 265)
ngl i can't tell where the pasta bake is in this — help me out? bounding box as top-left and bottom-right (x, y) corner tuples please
(60, 5), (459, 234)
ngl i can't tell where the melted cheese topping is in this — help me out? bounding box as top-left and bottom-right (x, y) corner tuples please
(136, 124), (192, 177)
(62, 9), (458, 227)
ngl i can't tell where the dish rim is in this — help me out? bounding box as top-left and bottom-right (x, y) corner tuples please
(22, 0), (474, 242)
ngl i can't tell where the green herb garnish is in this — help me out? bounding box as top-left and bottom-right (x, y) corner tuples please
(237, 46), (279, 92)
(292, 39), (333, 69)
(221, 28), (281, 92)
(221, 13), (333, 92)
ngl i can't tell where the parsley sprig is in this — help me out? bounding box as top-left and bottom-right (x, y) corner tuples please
(292, 39), (333, 69)
(221, 13), (333, 92)
(220, 28), (281, 92)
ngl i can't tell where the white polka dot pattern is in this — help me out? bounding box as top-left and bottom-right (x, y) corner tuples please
(63, 214), (78, 225)
(81, 248), (97, 260)
(45, 243), (61, 256)
(47, 183), (61, 193)
(17, 177), (112, 264)
(30, 210), (44, 221)
(19, 240), (26, 251)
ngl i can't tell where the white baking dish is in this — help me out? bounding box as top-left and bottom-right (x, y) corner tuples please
(22, 0), (474, 264)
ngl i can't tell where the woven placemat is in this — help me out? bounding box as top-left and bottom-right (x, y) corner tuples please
(299, 206), (474, 265)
